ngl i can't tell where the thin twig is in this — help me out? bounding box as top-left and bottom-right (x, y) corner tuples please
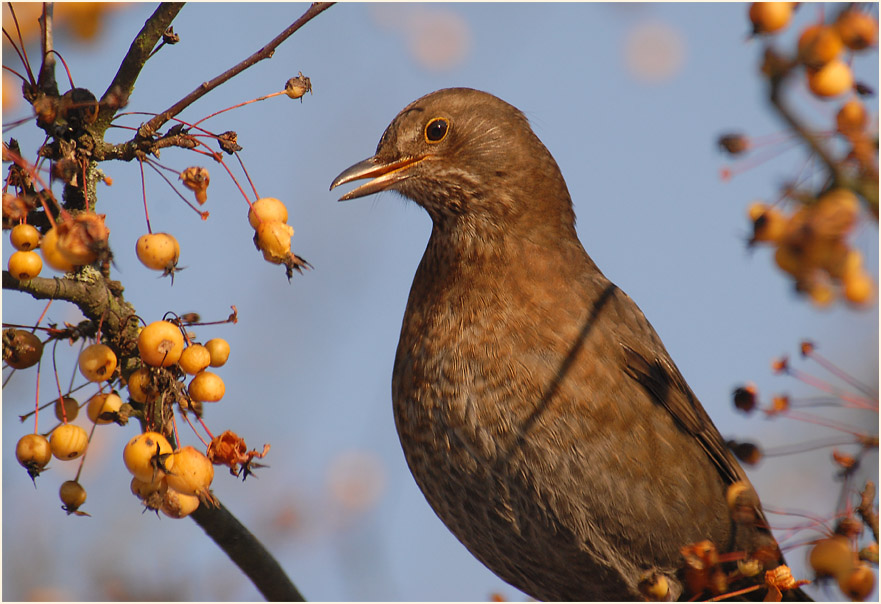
(142, 2), (334, 136)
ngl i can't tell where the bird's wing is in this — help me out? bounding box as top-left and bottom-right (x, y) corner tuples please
(621, 344), (745, 486)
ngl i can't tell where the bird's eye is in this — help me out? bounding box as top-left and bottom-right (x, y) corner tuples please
(424, 117), (449, 144)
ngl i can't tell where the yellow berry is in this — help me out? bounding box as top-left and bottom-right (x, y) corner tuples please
(838, 563), (876, 601)
(130, 475), (167, 500)
(59, 480), (87, 510)
(136, 232), (181, 271)
(774, 244), (803, 277)
(16, 433), (52, 469)
(78, 343), (118, 382)
(843, 270), (874, 306)
(40, 227), (76, 272)
(797, 24), (844, 67)
(255, 221), (294, 263)
(204, 338), (231, 367)
(807, 60), (854, 98)
(13, 242), (40, 280)
(160, 487), (200, 518)
(808, 280), (836, 307)
(123, 431), (174, 482)
(188, 371), (225, 402)
(165, 446), (214, 496)
(836, 10), (878, 51)
(749, 2), (795, 34)
(137, 321), (184, 367)
(837, 99), (868, 135)
(10, 223), (41, 250)
(86, 392), (123, 424)
(179, 344), (211, 375)
(248, 197), (288, 228)
(50, 423), (89, 460)
(126, 367), (155, 403)
(748, 203), (787, 243)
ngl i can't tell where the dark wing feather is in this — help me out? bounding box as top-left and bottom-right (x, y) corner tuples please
(621, 344), (745, 486)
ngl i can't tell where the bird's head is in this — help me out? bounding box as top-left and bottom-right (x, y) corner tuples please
(331, 88), (575, 232)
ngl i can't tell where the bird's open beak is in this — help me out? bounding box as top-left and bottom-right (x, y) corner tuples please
(330, 155), (425, 201)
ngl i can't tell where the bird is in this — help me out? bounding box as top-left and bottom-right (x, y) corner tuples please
(330, 88), (806, 601)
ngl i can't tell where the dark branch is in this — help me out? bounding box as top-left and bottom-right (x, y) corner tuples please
(37, 3), (58, 95)
(95, 2), (185, 134)
(191, 501), (306, 601)
(142, 2), (334, 137)
(2, 269), (135, 337)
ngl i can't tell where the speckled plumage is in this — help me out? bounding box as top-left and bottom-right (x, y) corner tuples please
(331, 88), (794, 601)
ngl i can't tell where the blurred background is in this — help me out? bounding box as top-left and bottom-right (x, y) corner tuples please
(2, 2), (878, 601)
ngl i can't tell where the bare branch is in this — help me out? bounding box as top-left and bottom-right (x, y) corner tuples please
(142, 2), (334, 136)
(37, 3), (58, 95)
(95, 2), (186, 133)
(191, 501), (306, 601)
(858, 481), (879, 544)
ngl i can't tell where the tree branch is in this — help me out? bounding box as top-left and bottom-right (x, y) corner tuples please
(2, 268), (135, 336)
(95, 2), (185, 134)
(37, 3), (58, 95)
(141, 2), (334, 137)
(858, 481), (879, 544)
(191, 501), (306, 601)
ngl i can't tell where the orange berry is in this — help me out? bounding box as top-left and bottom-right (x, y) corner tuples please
(160, 487), (200, 518)
(838, 563), (876, 601)
(137, 320), (184, 367)
(10, 223), (41, 250)
(774, 244), (803, 277)
(843, 270), (874, 306)
(179, 344), (211, 375)
(255, 221), (294, 263)
(40, 227), (76, 272)
(748, 203), (787, 243)
(204, 338), (231, 367)
(126, 367), (155, 403)
(123, 431), (174, 482)
(248, 197), (288, 228)
(16, 433), (52, 470)
(78, 343), (118, 382)
(810, 536), (855, 579)
(50, 423), (89, 460)
(836, 10), (878, 51)
(837, 99), (868, 135)
(8, 250), (43, 280)
(808, 280), (836, 307)
(165, 446), (214, 496)
(130, 475), (168, 500)
(86, 392), (123, 424)
(749, 3), (795, 34)
(798, 24), (844, 67)
(59, 480), (87, 511)
(136, 232), (180, 271)
(188, 371), (225, 402)
(807, 60), (854, 98)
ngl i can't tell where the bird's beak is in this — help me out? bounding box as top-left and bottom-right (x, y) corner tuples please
(330, 155), (425, 201)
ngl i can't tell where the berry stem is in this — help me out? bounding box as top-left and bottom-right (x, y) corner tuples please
(235, 152), (259, 199)
(138, 157), (152, 234)
(191, 90), (286, 128)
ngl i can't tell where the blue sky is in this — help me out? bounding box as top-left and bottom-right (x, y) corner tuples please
(3, 3), (878, 601)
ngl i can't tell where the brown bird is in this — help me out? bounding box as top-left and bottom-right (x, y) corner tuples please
(331, 88), (804, 601)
